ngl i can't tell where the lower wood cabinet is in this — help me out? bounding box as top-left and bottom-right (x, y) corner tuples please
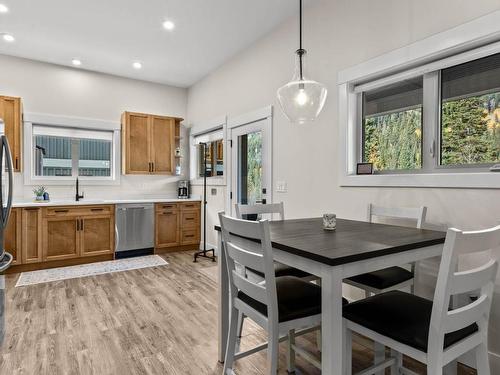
(41, 205), (114, 262)
(155, 209), (180, 248)
(155, 201), (201, 250)
(80, 215), (115, 257)
(4, 208), (22, 265)
(21, 207), (43, 263)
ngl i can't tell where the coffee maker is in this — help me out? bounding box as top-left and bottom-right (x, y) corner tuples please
(177, 180), (189, 199)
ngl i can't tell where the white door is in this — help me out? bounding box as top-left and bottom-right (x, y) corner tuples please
(230, 118), (272, 217)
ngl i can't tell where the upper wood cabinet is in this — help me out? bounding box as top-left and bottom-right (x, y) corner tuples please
(121, 112), (182, 175)
(0, 96), (22, 172)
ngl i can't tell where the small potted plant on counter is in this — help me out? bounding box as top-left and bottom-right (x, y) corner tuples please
(33, 186), (47, 201)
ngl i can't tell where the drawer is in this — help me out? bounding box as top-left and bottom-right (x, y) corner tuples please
(155, 203), (178, 212)
(181, 210), (200, 228)
(181, 229), (200, 245)
(180, 201), (200, 211)
(43, 205), (114, 217)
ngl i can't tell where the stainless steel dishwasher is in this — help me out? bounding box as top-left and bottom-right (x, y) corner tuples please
(115, 203), (154, 258)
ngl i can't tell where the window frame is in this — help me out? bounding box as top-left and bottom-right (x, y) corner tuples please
(23, 113), (121, 186)
(338, 32), (500, 188)
(189, 116), (227, 187)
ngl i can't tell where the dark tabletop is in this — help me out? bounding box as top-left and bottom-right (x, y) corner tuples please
(215, 218), (446, 266)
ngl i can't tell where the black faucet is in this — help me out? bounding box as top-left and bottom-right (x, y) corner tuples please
(75, 178), (84, 201)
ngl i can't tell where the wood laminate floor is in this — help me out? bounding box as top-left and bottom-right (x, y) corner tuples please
(0, 252), (476, 375)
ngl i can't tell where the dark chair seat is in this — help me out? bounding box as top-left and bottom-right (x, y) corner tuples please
(346, 266), (413, 290)
(238, 276), (348, 323)
(343, 290), (478, 352)
(247, 262), (312, 279)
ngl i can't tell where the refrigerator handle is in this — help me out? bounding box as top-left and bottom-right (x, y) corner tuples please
(1, 136), (13, 229)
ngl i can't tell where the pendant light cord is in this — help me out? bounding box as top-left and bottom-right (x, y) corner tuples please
(297, 0), (305, 80)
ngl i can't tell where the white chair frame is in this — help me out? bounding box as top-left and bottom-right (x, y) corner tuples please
(343, 203), (428, 296)
(344, 225), (500, 375)
(235, 202), (285, 221)
(219, 213), (321, 374)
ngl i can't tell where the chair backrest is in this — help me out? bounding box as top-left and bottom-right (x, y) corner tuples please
(218, 212), (279, 322)
(235, 202), (285, 221)
(428, 225), (500, 355)
(367, 203), (427, 229)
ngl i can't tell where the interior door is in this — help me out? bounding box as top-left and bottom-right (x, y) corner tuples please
(230, 118), (272, 218)
(151, 116), (174, 174)
(125, 112), (151, 173)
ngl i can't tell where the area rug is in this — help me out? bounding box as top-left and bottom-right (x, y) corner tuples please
(15, 255), (168, 287)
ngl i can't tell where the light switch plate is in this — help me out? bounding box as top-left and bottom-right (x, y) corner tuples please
(276, 181), (287, 193)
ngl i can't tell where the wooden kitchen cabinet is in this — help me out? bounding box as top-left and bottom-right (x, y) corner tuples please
(42, 216), (80, 261)
(0, 96), (22, 172)
(122, 111), (181, 175)
(155, 208), (180, 248)
(80, 214), (114, 257)
(4, 208), (22, 264)
(21, 207), (43, 264)
(154, 202), (201, 251)
(42, 205), (115, 261)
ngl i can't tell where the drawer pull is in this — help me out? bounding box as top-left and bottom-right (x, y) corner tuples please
(91, 208), (104, 211)
(185, 234), (194, 238)
(185, 217), (195, 221)
(24, 207), (39, 211)
(54, 209), (69, 213)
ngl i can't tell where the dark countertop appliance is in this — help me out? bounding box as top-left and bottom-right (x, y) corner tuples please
(178, 180), (189, 199)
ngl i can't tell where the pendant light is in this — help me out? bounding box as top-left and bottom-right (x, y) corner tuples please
(277, 0), (327, 124)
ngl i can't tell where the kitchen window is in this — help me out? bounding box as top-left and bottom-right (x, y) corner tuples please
(193, 129), (224, 179)
(339, 38), (500, 188)
(24, 114), (121, 185)
(33, 125), (113, 178)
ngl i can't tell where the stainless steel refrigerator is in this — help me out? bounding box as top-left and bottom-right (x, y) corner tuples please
(0, 118), (14, 345)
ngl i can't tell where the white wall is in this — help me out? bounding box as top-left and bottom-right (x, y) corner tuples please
(0, 54), (188, 200)
(186, 0), (500, 369)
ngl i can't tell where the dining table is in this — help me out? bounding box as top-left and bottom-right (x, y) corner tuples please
(216, 217), (447, 375)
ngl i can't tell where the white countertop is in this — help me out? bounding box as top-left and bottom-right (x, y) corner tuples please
(12, 196), (201, 208)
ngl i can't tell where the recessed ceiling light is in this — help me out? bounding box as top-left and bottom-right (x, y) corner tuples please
(71, 59), (82, 66)
(132, 61), (142, 69)
(162, 20), (175, 31)
(0, 4), (8, 13)
(2, 33), (14, 42)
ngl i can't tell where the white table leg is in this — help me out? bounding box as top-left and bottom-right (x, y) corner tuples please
(322, 268), (344, 375)
(217, 230), (229, 363)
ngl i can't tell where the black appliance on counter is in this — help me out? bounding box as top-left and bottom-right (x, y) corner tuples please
(178, 180), (189, 199)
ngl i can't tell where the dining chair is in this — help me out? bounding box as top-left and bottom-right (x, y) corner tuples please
(234, 203), (316, 340)
(219, 212), (328, 374)
(344, 203), (427, 297)
(343, 225), (499, 375)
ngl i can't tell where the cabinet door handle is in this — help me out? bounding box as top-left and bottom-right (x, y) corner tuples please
(76, 219), (80, 231)
(81, 219), (84, 231)
(15, 158), (18, 170)
(152, 162), (155, 172)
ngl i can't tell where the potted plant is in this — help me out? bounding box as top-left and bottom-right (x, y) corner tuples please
(33, 186), (46, 201)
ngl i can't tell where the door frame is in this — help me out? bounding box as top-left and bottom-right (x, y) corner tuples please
(226, 105), (273, 217)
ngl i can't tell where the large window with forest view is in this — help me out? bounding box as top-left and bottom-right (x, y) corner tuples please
(362, 77), (423, 171)
(440, 53), (500, 166)
(353, 49), (500, 176)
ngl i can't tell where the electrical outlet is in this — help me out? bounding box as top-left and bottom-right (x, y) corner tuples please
(276, 181), (287, 193)
(211, 188), (217, 196)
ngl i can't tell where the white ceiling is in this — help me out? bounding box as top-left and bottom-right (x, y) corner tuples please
(0, 0), (302, 87)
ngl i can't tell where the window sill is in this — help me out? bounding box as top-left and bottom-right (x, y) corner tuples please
(339, 172), (500, 189)
(25, 176), (121, 186)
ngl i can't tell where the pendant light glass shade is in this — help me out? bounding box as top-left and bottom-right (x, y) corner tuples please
(277, 50), (327, 124)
